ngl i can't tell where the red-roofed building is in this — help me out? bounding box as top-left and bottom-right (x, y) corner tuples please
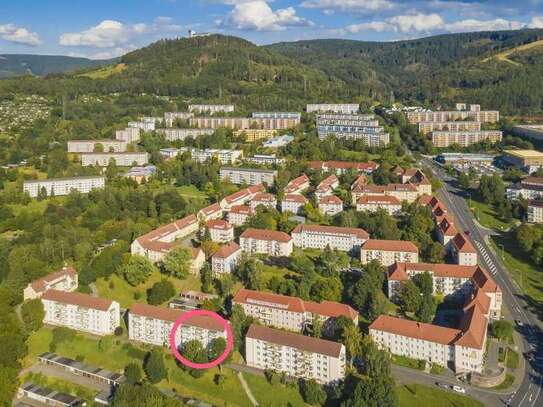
(197, 202), (223, 222)
(206, 219), (234, 243)
(220, 185), (265, 211)
(240, 228), (293, 257)
(292, 224), (368, 253)
(318, 195), (343, 216)
(361, 239), (419, 266)
(129, 303), (225, 349)
(227, 205), (254, 226)
(356, 195), (402, 216)
(436, 216), (458, 245)
(450, 233), (477, 266)
(281, 193), (308, 214)
(211, 242), (242, 275)
(352, 183), (421, 203)
(250, 192), (277, 210)
(24, 266), (78, 301)
(308, 160), (378, 175)
(315, 175), (339, 199)
(284, 174), (310, 194)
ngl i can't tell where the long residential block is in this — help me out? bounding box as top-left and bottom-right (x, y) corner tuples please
(157, 128), (214, 141)
(239, 228), (293, 257)
(220, 167), (277, 186)
(306, 103), (359, 114)
(67, 139), (127, 153)
(190, 117), (299, 130)
(431, 130), (502, 148)
(80, 152), (149, 167)
(24, 176), (105, 198)
(291, 224), (369, 253)
(188, 104), (235, 114)
(360, 239), (419, 266)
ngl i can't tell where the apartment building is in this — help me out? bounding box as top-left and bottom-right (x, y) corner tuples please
(431, 130), (503, 148)
(507, 176), (543, 199)
(42, 290), (120, 336)
(387, 262), (502, 319)
(115, 127), (141, 143)
(234, 129), (278, 142)
(130, 214), (199, 263)
(318, 195), (343, 216)
(503, 150), (543, 173)
(128, 121), (155, 132)
(436, 216), (458, 246)
(360, 240), (419, 266)
(356, 195), (402, 216)
(309, 160), (379, 175)
(315, 175), (339, 199)
(306, 103), (359, 114)
(263, 135), (295, 148)
(211, 242), (242, 276)
(284, 174), (310, 194)
(164, 112), (194, 127)
(281, 194), (308, 214)
(80, 152), (149, 167)
(316, 114), (389, 146)
(316, 113), (378, 126)
(449, 233), (478, 266)
(240, 228), (293, 257)
(220, 167), (277, 186)
(206, 219), (234, 243)
(220, 185), (265, 210)
(418, 121), (481, 135)
(292, 224), (369, 253)
(125, 165), (157, 183)
(190, 117), (299, 130)
(23, 176), (105, 198)
(67, 139), (127, 153)
(156, 128), (214, 141)
(352, 183), (421, 204)
(197, 202), (223, 223)
(234, 288), (358, 333)
(245, 324), (346, 384)
(228, 205), (254, 226)
(406, 108), (500, 124)
(252, 112), (301, 120)
(129, 303), (225, 349)
(179, 147), (242, 164)
(245, 154), (286, 166)
(528, 200), (543, 223)
(250, 192), (277, 210)
(24, 266), (78, 301)
(188, 104), (235, 114)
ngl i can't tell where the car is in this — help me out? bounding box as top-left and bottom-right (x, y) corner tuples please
(516, 320), (524, 327)
(436, 382), (449, 390)
(452, 386), (466, 394)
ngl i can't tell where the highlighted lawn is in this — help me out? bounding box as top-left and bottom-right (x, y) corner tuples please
(397, 384), (484, 407)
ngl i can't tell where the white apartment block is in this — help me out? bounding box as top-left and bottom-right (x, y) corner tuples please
(318, 195), (343, 216)
(233, 288), (358, 333)
(292, 224), (369, 253)
(179, 147), (243, 164)
(316, 114), (390, 146)
(356, 195), (402, 216)
(227, 205), (254, 226)
(131, 214), (199, 263)
(188, 104), (235, 114)
(431, 130), (503, 148)
(129, 303), (225, 349)
(387, 262), (502, 320)
(281, 194), (308, 214)
(220, 167), (277, 186)
(116, 127), (141, 143)
(528, 200), (543, 223)
(206, 219), (234, 243)
(67, 139), (127, 153)
(220, 185), (264, 211)
(42, 290), (120, 336)
(239, 228), (293, 257)
(245, 154), (286, 166)
(128, 121), (155, 132)
(190, 117), (299, 130)
(24, 266), (78, 301)
(284, 174), (310, 194)
(360, 240), (419, 266)
(406, 109), (500, 124)
(211, 242), (242, 276)
(418, 121), (481, 135)
(246, 324), (346, 384)
(306, 103), (359, 114)
(507, 177), (543, 200)
(160, 148), (180, 160)
(250, 193), (277, 210)
(309, 160), (379, 175)
(164, 112), (194, 127)
(197, 203), (223, 223)
(157, 128), (214, 141)
(315, 175), (339, 200)
(24, 176), (105, 198)
(80, 152), (149, 167)
(252, 112), (301, 120)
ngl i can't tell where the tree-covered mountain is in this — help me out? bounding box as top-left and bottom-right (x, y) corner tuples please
(0, 54), (111, 78)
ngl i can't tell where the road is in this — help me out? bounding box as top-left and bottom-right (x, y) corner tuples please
(421, 157), (543, 407)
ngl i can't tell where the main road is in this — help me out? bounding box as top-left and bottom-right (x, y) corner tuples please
(421, 156), (543, 407)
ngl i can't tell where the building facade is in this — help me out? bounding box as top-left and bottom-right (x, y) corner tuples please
(80, 152), (149, 167)
(67, 139), (127, 153)
(220, 167), (277, 186)
(190, 117), (299, 130)
(318, 195), (343, 216)
(24, 176), (105, 198)
(188, 104), (235, 114)
(291, 224), (369, 252)
(227, 205), (254, 226)
(503, 150), (543, 173)
(239, 228), (293, 257)
(115, 127), (141, 143)
(211, 242), (242, 276)
(431, 130), (503, 148)
(528, 200), (543, 223)
(356, 195), (402, 216)
(360, 240), (419, 266)
(24, 266), (78, 301)
(306, 103), (359, 114)
(206, 219), (234, 243)
(281, 194), (308, 214)
(157, 128), (214, 141)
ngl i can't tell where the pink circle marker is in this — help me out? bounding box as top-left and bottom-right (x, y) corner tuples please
(169, 309), (234, 369)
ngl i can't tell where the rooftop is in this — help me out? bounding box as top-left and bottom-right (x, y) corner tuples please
(42, 289), (114, 311)
(504, 149), (543, 159)
(362, 239), (419, 253)
(240, 228), (292, 243)
(292, 224), (369, 240)
(130, 303), (224, 331)
(213, 242), (241, 259)
(29, 266), (77, 293)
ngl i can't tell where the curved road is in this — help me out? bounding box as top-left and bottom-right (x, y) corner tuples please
(422, 157), (543, 407)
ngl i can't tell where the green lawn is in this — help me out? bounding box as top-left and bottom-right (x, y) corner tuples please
(95, 271), (201, 308)
(491, 374), (515, 390)
(243, 373), (308, 407)
(490, 233), (543, 318)
(397, 384), (484, 407)
(177, 185), (209, 200)
(506, 349), (520, 369)
(392, 355), (426, 371)
(468, 197), (514, 231)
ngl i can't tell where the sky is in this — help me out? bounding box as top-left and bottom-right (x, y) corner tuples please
(1, 0), (543, 59)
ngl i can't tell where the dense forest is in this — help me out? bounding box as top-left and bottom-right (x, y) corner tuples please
(4, 29), (543, 113)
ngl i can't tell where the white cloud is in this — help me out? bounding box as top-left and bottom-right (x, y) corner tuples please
(528, 16), (543, 28)
(388, 13), (445, 32)
(0, 23), (41, 46)
(345, 21), (391, 33)
(300, 0), (393, 13)
(59, 18), (183, 48)
(444, 18), (523, 32)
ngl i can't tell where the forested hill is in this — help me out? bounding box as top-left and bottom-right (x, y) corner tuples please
(0, 54), (111, 78)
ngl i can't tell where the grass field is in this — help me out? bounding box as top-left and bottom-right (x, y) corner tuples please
(482, 39), (543, 66)
(492, 374), (515, 390)
(397, 384), (484, 407)
(79, 63), (127, 79)
(95, 271), (201, 308)
(243, 373), (308, 407)
(177, 185), (209, 200)
(468, 197), (514, 231)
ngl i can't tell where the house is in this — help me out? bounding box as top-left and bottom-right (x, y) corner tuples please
(360, 240), (419, 266)
(250, 193), (277, 210)
(284, 174), (310, 194)
(356, 195), (402, 216)
(206, 219), (234, 243)
(24, 266), (78, 301)
(228, 205), (255, 226)
(318, 195), (344, 216)
(281, 194), (308, 215)
(239, 228), (293, 257)
(211, 242), (242, 276)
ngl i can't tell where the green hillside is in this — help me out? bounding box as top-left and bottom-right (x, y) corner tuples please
(0, 54), (111, 78)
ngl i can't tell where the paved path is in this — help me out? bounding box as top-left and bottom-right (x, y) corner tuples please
(237, 372), (259, 407)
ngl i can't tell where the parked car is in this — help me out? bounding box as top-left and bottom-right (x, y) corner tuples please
(452, 386), (466, 394)
(436, 382), (449, 390)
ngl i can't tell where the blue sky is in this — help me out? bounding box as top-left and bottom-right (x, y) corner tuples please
(1, 0), (542, 59)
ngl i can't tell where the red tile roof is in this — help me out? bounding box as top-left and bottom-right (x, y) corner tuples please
(42, 289), (114, 311)
(455, 303), (488, 349)
(206, 219), (233, 230)
(229, 205), (254, 215)
(362, 239), (419, 253)
(135, 214), (198, 253)
(316, 175), (339, 192)
(351, 175), (368, 191)
(199, 203), (222, 216)
(240, 228), (292, 243)
(319, 195), (343, 205)
(292, 224), (369, 240)
(452, 233), (476, 253)
(30, 266), (77, 293)
(309, 160), (378, 172)
(252, 192), (276, 202)
(213, 242), (241, 259)
(247, 324), (344, 357)
(285, 174), (310, 193)
(282, 194), (308, 203)
(357, 195), (401, 205)
(130, 303), (224, 331)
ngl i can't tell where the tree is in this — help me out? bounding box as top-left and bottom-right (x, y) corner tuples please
(208, 337), (230, 363)
(311, 314), (323, 338)
(200, 263), (214, 293)
(163, 246), (193, 279)
(147, 279), (175, 305)
(21, 298), (44, 331)
(180, 340), (208, 378)
(119, 255), (156, 286)
(416, 295), (437, 323)
(398, 281), (421, 314)
(299, 379), (327, 406)
(235, 257), (263, 290)
(111, 384), (183, 407)
(218, 275), (234, 297)
(342, 323), (363, 366)
(124, 363), (142, 385)
(491, 320), (514, 341)
(412, 272), (433, 296)
(457, 172), (470, 189)
(144, 349), (167, 384)
(98, 335), (114, 352)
